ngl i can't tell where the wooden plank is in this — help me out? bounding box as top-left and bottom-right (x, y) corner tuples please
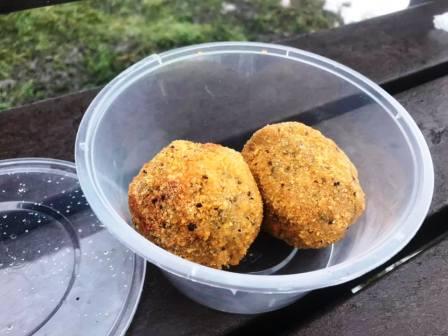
(0, 89), (98, 161)
(399, 76), (448, 217)
(282, 0), (448, 92)
(0, 0), (79, 14)
(284, 212), (448, 336)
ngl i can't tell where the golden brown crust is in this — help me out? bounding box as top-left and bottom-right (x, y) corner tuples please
(128, 140), (263, 269)
(242, 122), (365, 248)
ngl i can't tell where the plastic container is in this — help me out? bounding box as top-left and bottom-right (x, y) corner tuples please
(75, 42), (434, 314)
(0, 158), (145, 335)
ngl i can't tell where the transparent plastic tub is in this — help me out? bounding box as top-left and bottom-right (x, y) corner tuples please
(75, 42), (434, 314)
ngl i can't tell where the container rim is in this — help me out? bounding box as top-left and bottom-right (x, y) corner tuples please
(75, 42), (434, 293)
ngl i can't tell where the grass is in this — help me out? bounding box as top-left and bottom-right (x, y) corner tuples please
(0, 0), (339, 110)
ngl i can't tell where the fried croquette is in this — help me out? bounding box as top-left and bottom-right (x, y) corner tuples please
(128, 140), (263, 269)
(242, 122), (365, 249)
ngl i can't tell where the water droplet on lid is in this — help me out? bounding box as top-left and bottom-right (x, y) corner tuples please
(78, 229), (83, 233)
(6, 324), (13, 331)
(103, 251), (109, 255)
(37, 250), (41, 254)
(24, 229), (29, 233)
(9, 234), (17, 240)
(47, 179), (52, 183)
(2, 215), (7, 219)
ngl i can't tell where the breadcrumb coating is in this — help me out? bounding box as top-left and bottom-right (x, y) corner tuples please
(242, 122), (365, 248)
(129, 140), (263, 269)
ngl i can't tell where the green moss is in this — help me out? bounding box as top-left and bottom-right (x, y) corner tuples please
(0, 0), (339, 110)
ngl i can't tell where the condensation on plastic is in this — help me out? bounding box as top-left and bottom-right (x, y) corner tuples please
(0, 159), (145, 334)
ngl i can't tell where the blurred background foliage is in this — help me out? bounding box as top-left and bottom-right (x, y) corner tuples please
(0, 0), (340, 110)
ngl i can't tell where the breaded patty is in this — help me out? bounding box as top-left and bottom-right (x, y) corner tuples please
(242, 122), (365, 248)
(128, 140), (263, 269)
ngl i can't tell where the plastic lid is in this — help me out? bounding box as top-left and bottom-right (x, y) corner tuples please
(0, 158), (145, 336)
